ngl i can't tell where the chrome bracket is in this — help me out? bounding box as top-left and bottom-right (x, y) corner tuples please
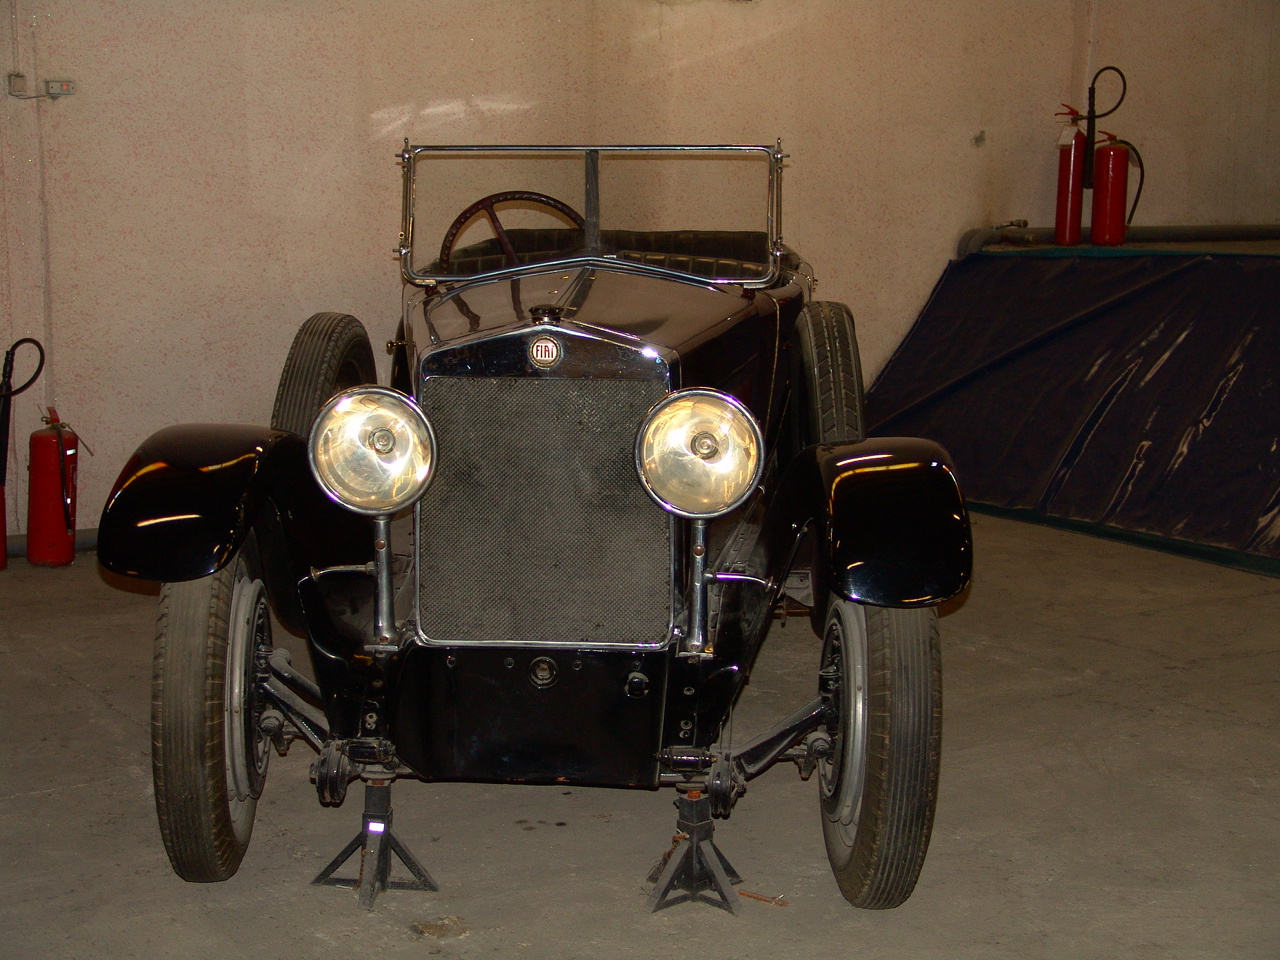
(372, 515), (396, 645)
(681, 520), (712, 657)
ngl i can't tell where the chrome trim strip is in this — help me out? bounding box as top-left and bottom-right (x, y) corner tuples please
(406, 143), (776, 153)
(435, 255), (760, 292)
(711, 571), (772, 589)
(415, 316), (676, 380)
(409, 635), (675, 653)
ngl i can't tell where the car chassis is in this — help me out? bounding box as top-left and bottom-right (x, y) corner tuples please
(99, 143), (971, 913)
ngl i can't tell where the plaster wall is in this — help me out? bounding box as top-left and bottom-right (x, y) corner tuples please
(2, 0), (599, 539)
(2, 0), (1277, 540)
(1086, 0), (1279, 225)
(592, 0), (1280, 373)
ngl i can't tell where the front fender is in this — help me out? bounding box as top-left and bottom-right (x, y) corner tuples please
(767, 439), (972, 607)
(98, 424), (370, 583)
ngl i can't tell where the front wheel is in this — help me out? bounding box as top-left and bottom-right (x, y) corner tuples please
(152, 543), (273, 881)
(819, 596), (941, 908)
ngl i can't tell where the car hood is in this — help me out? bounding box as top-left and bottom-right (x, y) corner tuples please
(416, 266), (761, 355)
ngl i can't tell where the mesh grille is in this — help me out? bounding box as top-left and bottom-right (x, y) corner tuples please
(417, 377), (671, 645)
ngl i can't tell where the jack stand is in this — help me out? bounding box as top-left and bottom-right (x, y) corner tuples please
(646, 785), (743, 914)
(313, 780), (438, 910)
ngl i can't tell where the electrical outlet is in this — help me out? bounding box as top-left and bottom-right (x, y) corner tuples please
(7, 73), (28, 96)
(44, 79), (75, 98)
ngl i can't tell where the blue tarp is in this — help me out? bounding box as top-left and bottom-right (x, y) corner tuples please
(866, 252), (1280, 573)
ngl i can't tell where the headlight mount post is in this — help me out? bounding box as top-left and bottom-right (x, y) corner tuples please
(684, 519), (710, 658)
(372, 514), (396, 648)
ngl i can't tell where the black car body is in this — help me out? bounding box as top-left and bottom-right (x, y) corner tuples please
(99, 144), (971, 912)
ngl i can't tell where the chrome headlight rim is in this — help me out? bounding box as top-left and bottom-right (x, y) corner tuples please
(634, 387), (765, 520)
(307, 386), (438, 516)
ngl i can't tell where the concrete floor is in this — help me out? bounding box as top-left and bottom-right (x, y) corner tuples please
(1, 514), (1277, 959)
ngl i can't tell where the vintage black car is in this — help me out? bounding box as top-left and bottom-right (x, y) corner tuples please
(98, 143), (971, 913)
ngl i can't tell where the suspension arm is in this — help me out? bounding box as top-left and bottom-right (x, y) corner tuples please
(732, 696), (825, 782)
(261, 665), (329, 754)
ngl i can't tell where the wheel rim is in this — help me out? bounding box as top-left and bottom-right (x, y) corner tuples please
(819, 602), (868, 847)
(225, 561), (271, 822)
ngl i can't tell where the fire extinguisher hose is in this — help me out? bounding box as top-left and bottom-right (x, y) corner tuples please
(0, 338), (46, 490)
(0, 338), (44, 400)
(52, 420), (73, 536)
(1084, 66), (1127, 190)
(1110, 139), (1146, 225)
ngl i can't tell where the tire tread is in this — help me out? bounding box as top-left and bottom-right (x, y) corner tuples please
(270, 312), (376, 437)
(152, 566), (246, 881)
(796, 301), (865, 444)
(829, 605), (940, 908)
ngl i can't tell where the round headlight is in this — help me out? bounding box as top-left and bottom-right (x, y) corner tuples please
(635, 388), (764, 519)
(308, 387), (437, 515)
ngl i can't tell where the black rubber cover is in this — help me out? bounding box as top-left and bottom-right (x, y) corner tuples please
(866, 253), (1280, 571)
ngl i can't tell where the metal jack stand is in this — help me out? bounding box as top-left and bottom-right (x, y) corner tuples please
(313, 780), (438, 910)
(646, 785), (743, 914)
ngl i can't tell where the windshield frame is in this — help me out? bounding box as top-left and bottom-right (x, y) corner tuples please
(397, 143), (785, 290)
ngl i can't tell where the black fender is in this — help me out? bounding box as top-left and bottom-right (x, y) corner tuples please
(98, 424), (373, 619)
(766, 438), (972, 608)
(674, 437), (971, 744)
(99, 424), (379, 736)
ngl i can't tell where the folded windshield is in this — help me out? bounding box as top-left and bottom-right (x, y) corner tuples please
(399, 145), (782, 287)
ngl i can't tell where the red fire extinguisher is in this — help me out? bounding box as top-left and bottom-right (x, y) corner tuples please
(27, 407), (78, 566)
(1077, 66), (1145, 246)
(1054, 105), (1086, 246)
(1091, 132), (1132, 246)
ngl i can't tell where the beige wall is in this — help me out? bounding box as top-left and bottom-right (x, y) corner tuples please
(2, 0), (1277, 538)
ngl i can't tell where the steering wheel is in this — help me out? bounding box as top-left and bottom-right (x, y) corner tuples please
(438, 191), (585, 272)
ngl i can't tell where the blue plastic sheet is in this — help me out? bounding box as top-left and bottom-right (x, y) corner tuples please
(866, 252), (1280, 572)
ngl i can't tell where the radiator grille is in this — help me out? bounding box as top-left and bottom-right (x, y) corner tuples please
(416, 377), (671, 645)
